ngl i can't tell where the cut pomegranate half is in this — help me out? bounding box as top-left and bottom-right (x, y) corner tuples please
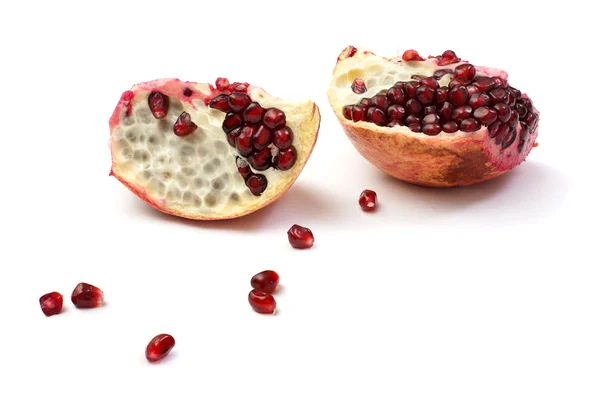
(328, 46), (540, 187)
(109, 78), (320, 220)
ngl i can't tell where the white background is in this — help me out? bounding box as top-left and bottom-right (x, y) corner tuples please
(0, 1), (598, 395)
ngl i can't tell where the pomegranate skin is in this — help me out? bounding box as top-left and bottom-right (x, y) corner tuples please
(328, 46), (539, 187)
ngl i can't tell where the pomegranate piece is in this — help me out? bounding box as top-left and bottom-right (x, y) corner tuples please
(351, 78), (367, 94)
(71, 282), (104, 308)
(287, 224), (314, 249)
(146, 334), (175, 363)
(402, 49), (424, 61)
(359, 189), (378, 211)
(251, 270), (280, 294)
(438, 50), (460, 66)
(148, 92), (169, 119)
(173, 112), (198, 137)
(248, 290), (276, 314)
(387, 86), (407, 105)
(110, 78), (319, 220)
(454, 64), (476, 80)
(39, 292), (63, 317)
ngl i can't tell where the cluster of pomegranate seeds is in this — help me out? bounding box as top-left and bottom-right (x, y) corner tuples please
(343, 52), (538, 150)
(208, 78), (297, 179)
(248, 270), (280, 314)
(148, 91), (199, 136)
(71, 282), (104, 309)
(359, 189), (378, 211)
(237, 157), (268, 196)
(287, 224), (314, 249)
(39, 292), (63, 317)
(146, 334), (176, 363)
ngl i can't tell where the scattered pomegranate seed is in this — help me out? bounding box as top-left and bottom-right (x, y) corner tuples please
(71, 282), (104, 309)
(147, 92), (169, 119)
(359, 189), (378, 211)
(39, 292), (63, 317)
(145, 334), (175, 363)
(173, 112), (198, 137)
(287, 224), (314, 249)
(248, 290), (276, 314)
(402, 49), (424, 62)
(251, 270), (280, 294)
(351, 78), (367, 94)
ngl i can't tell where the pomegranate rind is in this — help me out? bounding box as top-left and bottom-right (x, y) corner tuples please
(109, 78), (320, 220)
(328, 46), (539, 187)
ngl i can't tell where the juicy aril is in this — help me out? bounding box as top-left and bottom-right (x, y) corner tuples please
(327, 47), (540, 187)
(109, 78), (320, 220)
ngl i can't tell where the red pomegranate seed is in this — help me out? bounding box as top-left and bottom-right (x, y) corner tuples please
(466, 85), (480, 96)
(469, 93), (490, 109)
(405, 81), (420, 99)
(387, 105), (407, 121)
(358, 189), (378, 211)
(287, 224), (314, 249)
(519, 121), (530, 136)
(274, 147), (297, 170)
(248, 147), (272, 171)
(489, 88), (508, 104)
(243, 102), (265, 124)
(263, 108), (286, 130)
(367, 107), (387, 126)
(230, 82), (249, 92)
(422, 123), (442, 136)
(237, 157), (252, 180)
(508, 112), (519, 128)
(223, 113), (243, 133)
(236, 126), (256, 157)
(436, 87), (449, 103)
(487, 121), (502, 138)
(146, 334), (175, 363)
(508, 86), (522, 99)
(351, 105), (368, 122)
(420, 77), (439, 89)
(343, 105), (352, 120)
(454, 64), (476, 80)
(351, 78), (367, 94)
(370, 94), (390, 111)
(424, 105), (437, 115)
(405, 114), (421, 126)
(147, 92), (169, 119)
(442, 121), (459, 133)
(507, 90), (516, 107)
(227, 127), (242, 147)
(493, 76), (507, 88)
(214, 78), (229, 91)
(228, 92), (251, 113)
(460, 118), (481, 132)
(438, 102), (454, 121)
(387, 86), (407, 105)
(71, 283), (104, 308)
(405, 99), (422, 115)
(402, 49), (424, 61)
(448, 77), (471, 89)
(408, 124), (421, 132)
(253, 125), (272, 150)
(433, 69), (454, 79)
(449, 86), (469, 106)
(452, 105), (473, 122)
(423, 114), (440, 124)
(183, 88), (193, 97)
(246, 174), (268, 196)
(251, 270), (280, 294)
(493, 103), (511, 123)
(438, 50), (460, 65)
(248, 290), (276, 314)
(209, 94), (232, 112)
(501, 128), (517, 149)
(173, 112), (197, 137)
(39, 292), (63, 317)
(416, 86), (436, 105)
(494, 124), (511, 144)
(515, 103), (528, 118)
(473, 106), (498, 125)
(472, 77), (496, 92)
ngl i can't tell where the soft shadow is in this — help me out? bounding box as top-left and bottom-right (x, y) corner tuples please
(130, 182), (342, 233)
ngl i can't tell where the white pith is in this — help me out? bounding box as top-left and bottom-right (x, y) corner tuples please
(111, 87), (316, 217)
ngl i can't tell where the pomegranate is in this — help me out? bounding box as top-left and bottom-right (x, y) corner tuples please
(146, 334), (176, 363)
(358, 189), (378, 211)
(251, 270), (280, 294)
(248, 290), (276, 314)
(109, 78), (320, 220)
(39, 292), (63, 317)
(287, 224), (314, 249)
(71, 282), (104, 309)
(328, 46), (540, 187)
